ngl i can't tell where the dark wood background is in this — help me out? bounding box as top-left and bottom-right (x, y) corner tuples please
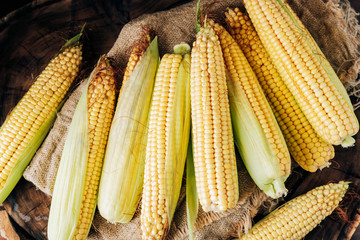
(0, 0), (359, 239)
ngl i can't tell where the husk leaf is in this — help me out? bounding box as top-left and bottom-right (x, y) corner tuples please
(97, 37), (159, 223)
(226, 70), (288, 199)
(186, 138), (198, 240)
(47, 75), (92, 239)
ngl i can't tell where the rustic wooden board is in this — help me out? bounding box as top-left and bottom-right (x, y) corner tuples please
(0, 209), (20, 240)
(0, 0), (359, 239)
(2, 179), (49, 240)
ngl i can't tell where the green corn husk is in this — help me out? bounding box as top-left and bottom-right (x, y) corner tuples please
(97, 37), (159, 223)
(186, 138), (198, 240)
(226, 70), (290, 198)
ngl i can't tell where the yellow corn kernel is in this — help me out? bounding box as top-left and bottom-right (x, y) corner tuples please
(121, 29), (153, 93)
(191, 25), (239, 212)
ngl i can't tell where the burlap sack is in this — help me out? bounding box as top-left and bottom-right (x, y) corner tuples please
(23, 0), (360, 239)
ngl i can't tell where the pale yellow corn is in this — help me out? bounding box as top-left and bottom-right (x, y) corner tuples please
(239, 181), (349, 240)
(225, 8), (335, 172)
(191, 25), (239, 212)
(141, 44), (191, 240)
(243, 0), (359, 147)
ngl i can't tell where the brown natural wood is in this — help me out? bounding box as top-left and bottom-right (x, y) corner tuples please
(0, 210), (20, 240)
(2, 179), (50, 240)
(0, 0), (359, 240)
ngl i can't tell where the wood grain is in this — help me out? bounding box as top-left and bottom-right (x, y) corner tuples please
(0, 210), (20, 240)
(2, 179), (50, 240)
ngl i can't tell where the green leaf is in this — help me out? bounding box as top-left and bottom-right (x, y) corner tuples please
(58, 23), (85, 54)
(186, 137), (198, 240)
(195, 0), (201, 32)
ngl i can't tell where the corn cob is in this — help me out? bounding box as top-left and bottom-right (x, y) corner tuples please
(0, 33), (82, 203)
(243, 0), (359, 147)
(238, 181), (349, 240)
(47, 56), (116, 240)
(225, 8), (335, 172)
(208, 20), (290, 198)
(191, 23), (239, 212)
(141, 43), (191, 240)
(97, 37), (159, 223)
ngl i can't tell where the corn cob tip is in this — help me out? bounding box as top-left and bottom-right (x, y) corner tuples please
(318, 161), (331, 171)
(340, 181), (350, 188)
(173, 43), (191, 55)
(58, 25), (85, 54)
(264, 177), (288, 199)
(341, 136), (356, 148)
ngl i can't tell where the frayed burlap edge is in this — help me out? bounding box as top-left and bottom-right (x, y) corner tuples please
(326, 0), (360, 108)
(229, 189), (271, 238)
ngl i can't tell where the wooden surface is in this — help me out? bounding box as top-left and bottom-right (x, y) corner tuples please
(0, 0), (359, 239)
(0, 209), (20, 240)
